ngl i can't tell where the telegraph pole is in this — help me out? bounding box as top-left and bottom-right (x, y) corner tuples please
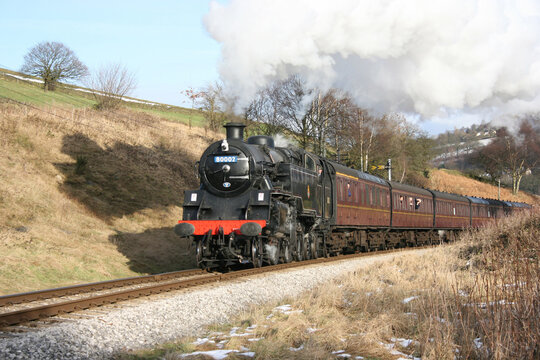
(387, 159), (392, 181)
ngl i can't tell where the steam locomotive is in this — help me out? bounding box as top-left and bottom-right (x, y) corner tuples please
(174, 123), (531, 269)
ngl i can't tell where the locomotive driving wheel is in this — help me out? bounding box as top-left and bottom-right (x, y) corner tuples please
(251, 236), (263, 268)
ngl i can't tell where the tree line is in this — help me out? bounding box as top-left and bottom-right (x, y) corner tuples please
(193, 76), (435, 187)
(468, 116), (540, 195)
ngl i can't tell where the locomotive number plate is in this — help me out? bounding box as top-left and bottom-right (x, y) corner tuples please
(214, 156), (238, 163)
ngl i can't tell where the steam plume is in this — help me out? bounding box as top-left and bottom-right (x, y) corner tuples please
(205, 0), (540, 120)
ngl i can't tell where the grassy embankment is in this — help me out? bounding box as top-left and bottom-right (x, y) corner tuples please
(124, 210), (539, 360)
(0, 68), (206, 126)
(0, 71), (216, 294)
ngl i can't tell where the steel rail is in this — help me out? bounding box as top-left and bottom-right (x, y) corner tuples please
(0, 269), (206, 307)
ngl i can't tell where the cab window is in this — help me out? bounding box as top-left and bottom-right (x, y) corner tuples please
(305, 155), (316, 171)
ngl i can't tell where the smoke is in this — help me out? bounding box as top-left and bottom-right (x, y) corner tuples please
(204, 0), (540, 121)
(273, 133), (296, 148)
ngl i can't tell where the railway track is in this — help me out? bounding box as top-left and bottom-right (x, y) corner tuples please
(0, 247), (426, 328)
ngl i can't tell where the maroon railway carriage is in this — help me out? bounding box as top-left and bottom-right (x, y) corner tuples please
(466, 196), (492, 227)
(333, 162), (391, 228)
(432, 191), (470, 228)
(486, 199), (504, 219)
(390, 181), (434, 228)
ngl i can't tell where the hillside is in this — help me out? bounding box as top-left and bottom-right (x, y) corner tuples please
(0, 76), (219, 294)
(428, 169), (539, 204)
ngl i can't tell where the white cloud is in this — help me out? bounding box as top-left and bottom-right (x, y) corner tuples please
(205, 0), (540, 127)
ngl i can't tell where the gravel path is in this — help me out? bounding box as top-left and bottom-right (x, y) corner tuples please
(0, 250), (424, 359)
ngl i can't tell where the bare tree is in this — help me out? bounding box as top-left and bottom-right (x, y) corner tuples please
(279, 75), (313, 149)
(88, 63), (137, 110)
(469, 118), (540, 195)
(181, 87), (203, 128)
(306, 89), (354, 156)
(199, 82), (226, 132)
(246, 80), (286, 136)
(20, 41), (88, 91)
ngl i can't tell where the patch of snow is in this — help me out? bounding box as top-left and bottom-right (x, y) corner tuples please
(274, 304), (292, 312)
(433, 316), (447, 323)
(391, 337), (415, 348)
(380, 342), (417, 358)
(228, 327), (250, 337)
(474, 338), (483, 349)
(193, 338), (214, 345)
(216, 340), (228, 349)
(332, 350), (346, 354)
(5, 73), (43, 83)
(306, 327), (318, 333)
(180, 349), (237, 359)
(272, 304), (303, 315)
(290, 344), (304, 352)
(402, 296), (419, 304)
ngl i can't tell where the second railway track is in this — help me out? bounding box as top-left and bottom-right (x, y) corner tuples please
(0, 247), (427, 328)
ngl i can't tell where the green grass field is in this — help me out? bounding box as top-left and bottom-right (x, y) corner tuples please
(0, 68), (205, 127)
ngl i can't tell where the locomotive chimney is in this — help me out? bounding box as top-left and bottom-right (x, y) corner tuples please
(224, 122), (246, 141)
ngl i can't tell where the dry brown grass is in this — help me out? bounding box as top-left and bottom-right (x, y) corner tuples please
(0, 102), (218, 294)
(429, 169), (539, 204)
(134, 211), (539, 360)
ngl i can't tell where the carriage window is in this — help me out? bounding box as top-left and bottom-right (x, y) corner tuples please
(399, 195), (404, 209)
(365, 185), (370, 205)
(305, 155), (316, 171)
(415, 198), (422, 210)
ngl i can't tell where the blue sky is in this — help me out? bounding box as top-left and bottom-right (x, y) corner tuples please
(0, 0), (220, 108)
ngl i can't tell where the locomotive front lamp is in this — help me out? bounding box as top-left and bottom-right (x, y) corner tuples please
(174, 222), (195, 237)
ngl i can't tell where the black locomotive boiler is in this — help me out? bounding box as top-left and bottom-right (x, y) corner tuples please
(175, 123), (530, 269)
